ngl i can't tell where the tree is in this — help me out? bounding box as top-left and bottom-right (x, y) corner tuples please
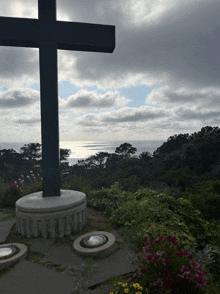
(162, 166), (197, 192)
(76, 152), (109, 169)
(20, 142), (71, 165)
(115, 143), (137, 159)
(0, 148), (24, 166)
(91, 152), (110, 168)
(105, 153), (123, 170)
(20, 143), (42, 166)
(60, 148), (71, 162)
(153, 133), (190, 156)
(0, 148), (29, 184)
(139, 151), (152, 162)
(0, 143), (72, 184)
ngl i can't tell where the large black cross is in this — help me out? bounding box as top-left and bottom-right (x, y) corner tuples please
(0, 0), (115, 197)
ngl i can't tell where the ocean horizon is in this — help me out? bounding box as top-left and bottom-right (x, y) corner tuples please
(0, 140), (165, 166)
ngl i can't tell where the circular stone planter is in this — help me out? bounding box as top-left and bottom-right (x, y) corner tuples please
(73, 231), (117, 258)
(0, 243), (28, 270)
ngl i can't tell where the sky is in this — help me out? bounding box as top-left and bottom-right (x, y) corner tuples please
(0, 0), (219, 143)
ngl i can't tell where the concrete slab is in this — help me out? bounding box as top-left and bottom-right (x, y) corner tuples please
(29, 238), (56, 253)
(85, 245), (140, 288)
(39, 245), (88, 271)
(0, 259), (87, 294)
(0, 211), (12, 219)
(0, 219), (16, 243)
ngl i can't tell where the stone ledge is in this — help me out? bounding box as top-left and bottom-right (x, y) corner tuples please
(16, 190), (86, 213)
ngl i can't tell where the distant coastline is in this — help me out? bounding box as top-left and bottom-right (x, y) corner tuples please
(0, 140), (165, 166)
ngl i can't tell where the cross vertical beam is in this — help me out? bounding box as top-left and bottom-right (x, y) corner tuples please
(39, 1), (60, 197)
(39, 41), (60, 196)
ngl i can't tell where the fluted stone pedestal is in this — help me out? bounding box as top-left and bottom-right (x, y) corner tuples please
(15, 190), (87, 239)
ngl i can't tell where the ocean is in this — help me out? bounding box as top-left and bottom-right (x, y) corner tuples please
(0, 140), (165, 166)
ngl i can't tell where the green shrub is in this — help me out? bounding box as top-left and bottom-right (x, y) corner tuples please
(119, 175), (142, 192)
(21, 179), (43, 196)
(108, 188), (217, 254)
(208, 179), (220, 194)
(61, 175), (91, 195)
(0, 178), (8, 200)
(86, 182), (133, 215)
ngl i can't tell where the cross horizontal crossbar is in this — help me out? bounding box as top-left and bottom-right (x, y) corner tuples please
(0, 16), (115, 53)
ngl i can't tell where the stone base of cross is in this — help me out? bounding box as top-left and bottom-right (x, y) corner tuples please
(15, 190), (87, 239)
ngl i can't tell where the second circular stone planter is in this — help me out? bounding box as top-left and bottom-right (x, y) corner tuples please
(73, 231), (117, 258)
(0, 243), (28, 270)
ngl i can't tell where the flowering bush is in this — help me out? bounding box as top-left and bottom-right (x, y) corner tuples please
(129, 236), (211, 293)
(1, 182), (23, 208)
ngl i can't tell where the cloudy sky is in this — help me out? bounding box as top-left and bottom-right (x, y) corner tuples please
(0, 0), (219, 143)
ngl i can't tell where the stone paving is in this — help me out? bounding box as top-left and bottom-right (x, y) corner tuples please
(0, 209), (142, 294)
